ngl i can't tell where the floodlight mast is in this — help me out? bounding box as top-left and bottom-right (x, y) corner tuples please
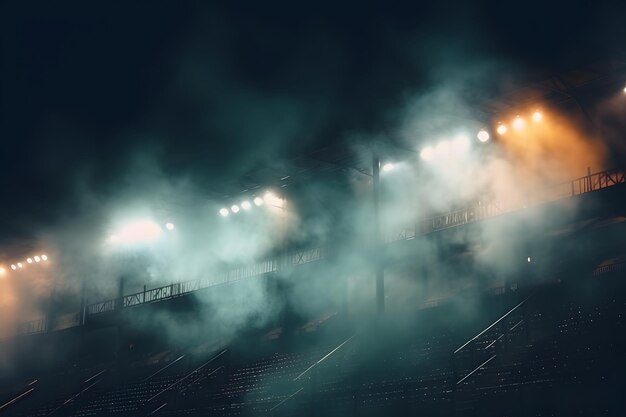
(373, 156), (384, 316)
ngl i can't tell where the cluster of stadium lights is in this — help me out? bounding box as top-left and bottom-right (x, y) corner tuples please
(0, 254), (49, 276)
(419, 134), (473, 162)
(420, 110), (544, 161)
(107, 221), (175, 245)
(219, 191), (281, 217)
(492, 110), (544, 137)
(377, 111), (546, 168)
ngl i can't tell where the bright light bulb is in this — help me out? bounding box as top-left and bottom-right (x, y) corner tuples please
(532, 111), (543, 122)
(27, 258), (33, 264)
(219, 208), (229, 217)
(241, 201), (251, 210)
(477, 129), (490, 143)
(420, 146), (434, 161)
(253, 197), (263, 206)
(41, 254), (48, 261)
(382, 163), (394, 172)
(34, 256), (41, 262)
(496, 124), (507, 135)
(231, 205), (240, 213)
(108, 219), (163, 245)
(11, 265), (17, 271)
(17, 262), (23, 269)
(165, 222), (175, 231)
(513, 116), (525, 130)
(264, 192), (275, 203)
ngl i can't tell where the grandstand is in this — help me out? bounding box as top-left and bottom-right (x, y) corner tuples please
(1, 165), (625, 416)
(2, 4), (626, 416)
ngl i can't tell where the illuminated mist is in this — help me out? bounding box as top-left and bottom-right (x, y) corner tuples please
(0, 41), (619, 369)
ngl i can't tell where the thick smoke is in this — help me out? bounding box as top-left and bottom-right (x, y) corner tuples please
(0, 3), (623, 363)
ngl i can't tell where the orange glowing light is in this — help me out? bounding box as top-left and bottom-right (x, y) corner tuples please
(513, 116), (525, 130)
(532, 111), (543, 122)
(496, 124), (507, 135)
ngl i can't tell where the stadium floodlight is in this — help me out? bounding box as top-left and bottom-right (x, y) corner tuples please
(219, 207), (229, 217)
(17, 262), (23, 269)
(420, 146), (434, 161)
(27, 258), (33, 264)
(231, 204), (240, 213)
(253, 197), (263, 206)
(109, 219), (163, 245)
(41, 254), (48, 261)
(34, 256), (41, 262)
(496, 124), (507, 135)
(11, 265), (17, 270)
(241, 201), (252, 210)
(263, 191), (285, 209)
(513, 116), (525, 130)
(477, 129), (490, 143)
(382, 163), (394, 172)
(532, 111), (543, 122)
(264, 191), (276, 202)
(165, 222), (175, 231)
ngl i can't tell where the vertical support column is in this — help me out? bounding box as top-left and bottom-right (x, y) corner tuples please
(373, 156), (384, 315)
(80, 281), (87, 326)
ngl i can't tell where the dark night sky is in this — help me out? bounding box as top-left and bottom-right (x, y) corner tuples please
(1, 0), (625, 248)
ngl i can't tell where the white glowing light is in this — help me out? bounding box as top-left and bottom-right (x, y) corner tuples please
(264, 191), (276, 202)
(253, 197), (263, 206)
(532, 111), (543, 122)
(527, 256), (531, 263)
(513, 116), (525, 130)
(34, 256), (41, 262)
(41, 254), (48, 261)
(0, 267), (5, 276)
(165, 222), (175, 231)
(17, 262), (23, 269)
(11, 265), (17, 270)
(496, 124), (507, 135)
(219, 208), (229, 217)
(452, 135), (470, 153)
(109, 219), (163, 245)
(231, 205), (240, 213)
(382, 163), (394, 172)
(420, 146), (434, 161)
(477, 129), (490, 143)
(263, 191), (284, 208)
(27, 258), (33, 264)
(241, 201), (252, 210)
(623, 85), (626, 93)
